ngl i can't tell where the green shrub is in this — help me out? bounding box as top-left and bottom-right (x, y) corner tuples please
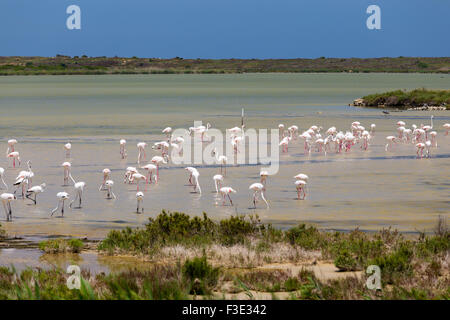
(369, 243), (414, 284)
(334, 248), (358, 271)
(182, 256), (219, 295)
(38, 238), (84, 254)
(285, 224), (324, 250)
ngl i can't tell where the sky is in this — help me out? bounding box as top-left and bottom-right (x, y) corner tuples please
(0, 0), (449, 58)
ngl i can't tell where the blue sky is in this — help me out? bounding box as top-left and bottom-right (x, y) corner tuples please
(0, 0), (449, 58)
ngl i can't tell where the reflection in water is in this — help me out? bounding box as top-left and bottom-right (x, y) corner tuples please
(0, 248), (153, 275)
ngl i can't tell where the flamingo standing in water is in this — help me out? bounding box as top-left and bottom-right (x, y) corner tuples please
(422, 115), (434, 140)
(191, 170), (201, 194)
(162, 127), (172, 140)
(69, 174), (86, 209)
(142, 163), (157, 184)
(62, 162), (72, 186)
(416, 142), (425, 159)
(1, 193), (16, 221)
(425, 141), (432, 158)
(7, 151), (21, 168)
(213, 174), (223, 193)
(13, 161), (33, 197)
(64, 142), (72, 158)
(361, 131), (370, 150)
(295, 180), (307, 200)
(369, 124), (376, 136)
(26, 183), (46, 204)
(212, 148), (227, 175)
(135, 191), (144, 213)
(443, 123), (450, 135)
(0, 167), (7, 189)
(249, 182), (269, 209)
(130, 172), (147, 191)
(288, 125), (298, 140)
(120, 139), (127, 159)
(99, 168), (111, 191)
(185, 167), (197, 185)
(385, 136), (397, 151)
(279, 136), (291, 153)
(429, 131), (437, 147)
(151, 156), (167, 181)
(124, 167), (138, 184)
(219, 187), (236, 206)
(104, 180), (116, 199)
(51, 192), (69, 217)
(6, 139), (18, 155)
(137, 142), (148, 164)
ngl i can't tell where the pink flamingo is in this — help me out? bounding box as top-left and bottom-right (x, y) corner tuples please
(219, 187), (236, 206)
(295, 180), (307, 200)
(99, 168), (111, 191)
(137, 142), (147, 164)
(130, 172), (147, 191)
(151, 156), (167, 181)
(62, 162), (71, 186)
(7, 151), (21, 168)
(385, 136), (397, 151)
(443, 123), (450, 135)
(142, 164), (157, 184)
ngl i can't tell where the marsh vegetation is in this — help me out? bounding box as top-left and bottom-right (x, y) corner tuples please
(0, 212), (448, 299)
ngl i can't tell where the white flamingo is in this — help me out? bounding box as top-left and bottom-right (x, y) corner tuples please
(104, 180), (116, 199)
(295, 180), (307, 200)
(212, 148), (227, 175)
(151, 156), (167, 181)
(142, 163), (157, 184)
(213, 174), (223, 193)
(99, 168), (111, 191)
(6, 139), (18, 155)
(69, 174), (86, 209)
(191, 170), (201, 194)
(137, 142), (148, 164)
(219, 187), (236, 206)
(124, 167), (138, 184)
(1, 193), (16, 221)
(136, 191), (144, 213)
(249, 182), (269, 209)
(26, 183), (46, 204)
(62, 162), (72, 186)
(385, 136), (397, 151)
(130, 172), (147, 191)
(7, 151), (21, 168)
(120, 139), (127, 159)
(64, 142), (72, 158)
(443, 123), (450, 135)
(50, 192), (70, 217)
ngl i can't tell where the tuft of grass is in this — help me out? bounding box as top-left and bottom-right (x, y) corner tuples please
(38, 238), (84, 254)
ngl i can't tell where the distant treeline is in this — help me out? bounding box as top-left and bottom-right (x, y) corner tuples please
(0, 56), (449, 75)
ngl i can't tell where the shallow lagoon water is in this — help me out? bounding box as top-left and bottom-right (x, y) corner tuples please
(0, 73), (448, 242)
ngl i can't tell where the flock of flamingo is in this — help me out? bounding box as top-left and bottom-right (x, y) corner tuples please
(1, 117), (449, 221)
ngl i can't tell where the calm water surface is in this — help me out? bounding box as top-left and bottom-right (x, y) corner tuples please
(0, 73), (449, 241)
